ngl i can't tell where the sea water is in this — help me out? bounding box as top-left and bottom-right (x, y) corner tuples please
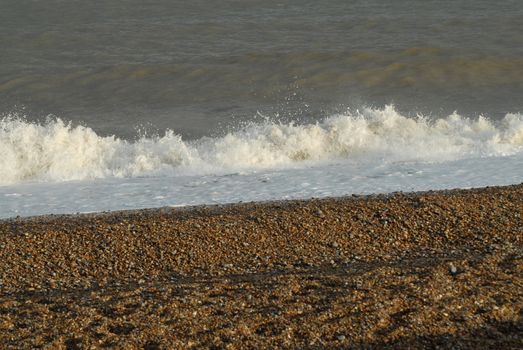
(1, 0), (522, 218)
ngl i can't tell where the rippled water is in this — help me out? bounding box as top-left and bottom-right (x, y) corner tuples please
(2, 0), (522, 138)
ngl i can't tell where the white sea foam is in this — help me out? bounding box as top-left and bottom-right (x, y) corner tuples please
(1, 105), (523, 186)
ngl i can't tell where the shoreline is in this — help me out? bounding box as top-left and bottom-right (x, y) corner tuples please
(3, 183), (522, 223)
(1, 184), (522, 348)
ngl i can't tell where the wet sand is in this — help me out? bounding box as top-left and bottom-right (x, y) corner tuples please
(0, 185), (522, 349)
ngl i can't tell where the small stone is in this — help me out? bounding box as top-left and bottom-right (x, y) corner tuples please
(449, 264), (458, 275)
(337, 335), (346, 341)
(331, 242), (339, 248)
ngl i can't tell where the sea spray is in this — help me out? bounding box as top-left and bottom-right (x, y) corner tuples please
(1, 106), (523, 186)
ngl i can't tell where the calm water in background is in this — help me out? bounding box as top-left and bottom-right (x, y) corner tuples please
(1, 0), (523, 218)
(2, 0), (522, 138)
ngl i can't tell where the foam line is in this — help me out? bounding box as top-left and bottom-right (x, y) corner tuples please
(1, 106), (522, 185)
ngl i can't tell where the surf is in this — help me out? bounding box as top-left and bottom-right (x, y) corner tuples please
(1, 105), (522, 186)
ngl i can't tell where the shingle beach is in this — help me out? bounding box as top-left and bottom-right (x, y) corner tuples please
(1, 185), (522, 349)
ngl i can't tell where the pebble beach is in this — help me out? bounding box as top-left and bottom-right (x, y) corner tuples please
(0, 184), (522, 349)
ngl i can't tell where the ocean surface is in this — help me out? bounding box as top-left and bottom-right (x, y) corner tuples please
(1, 0), (522, 218)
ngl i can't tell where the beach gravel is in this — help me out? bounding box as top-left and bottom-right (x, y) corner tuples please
(0, 185), (522, 348)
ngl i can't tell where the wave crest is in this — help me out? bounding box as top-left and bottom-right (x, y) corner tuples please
(1, 106), (522, 185)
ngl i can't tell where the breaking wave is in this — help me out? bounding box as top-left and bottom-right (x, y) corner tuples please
(1, 105), (523, 185)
